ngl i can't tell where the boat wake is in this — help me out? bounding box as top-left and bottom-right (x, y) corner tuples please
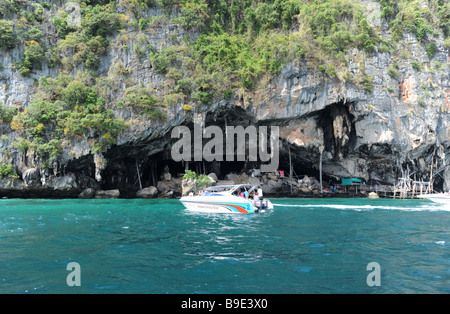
(272, 203), (450, 212)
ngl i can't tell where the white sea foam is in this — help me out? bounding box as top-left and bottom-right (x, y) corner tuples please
(272, 203), (450, 212)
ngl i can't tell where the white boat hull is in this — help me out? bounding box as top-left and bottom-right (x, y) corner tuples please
(180, 195), (273, 214)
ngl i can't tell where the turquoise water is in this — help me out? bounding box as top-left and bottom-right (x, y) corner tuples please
(0, 198), (449, 294)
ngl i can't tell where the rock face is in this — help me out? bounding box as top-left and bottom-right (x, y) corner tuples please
(22, 168), (40, 186)
(0, 2), (448, 197)
(256, 54), (449, 183)
(444, 167), (450, 192)
(46, 173), (78, 191)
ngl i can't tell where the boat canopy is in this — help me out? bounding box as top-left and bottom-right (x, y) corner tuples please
(203, 184), (255, 195)
(204, 185), (236, 192)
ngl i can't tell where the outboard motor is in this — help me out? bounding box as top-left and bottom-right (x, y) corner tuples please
(254, 199), (268, 213)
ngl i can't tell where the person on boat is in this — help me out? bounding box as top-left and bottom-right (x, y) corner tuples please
(244, 190), (249, 199)
(257, 187), (263, 200)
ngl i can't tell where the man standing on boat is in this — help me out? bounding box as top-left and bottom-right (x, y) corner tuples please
(258, 187), (263, 200)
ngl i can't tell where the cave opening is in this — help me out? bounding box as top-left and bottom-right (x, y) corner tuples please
(100, 137), (328, 196)
(98, 101), (359, 196)
(317, 100), (357, 160)
(99, 127), (344, 196)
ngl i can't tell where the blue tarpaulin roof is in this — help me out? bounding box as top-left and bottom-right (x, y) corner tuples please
(341, 178), (362, 185)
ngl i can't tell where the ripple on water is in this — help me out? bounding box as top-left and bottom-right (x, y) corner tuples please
(0, 198), (449, 293)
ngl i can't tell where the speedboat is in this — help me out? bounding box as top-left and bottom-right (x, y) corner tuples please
(416, 192), (450, 204)
(180, 184), (274, 214)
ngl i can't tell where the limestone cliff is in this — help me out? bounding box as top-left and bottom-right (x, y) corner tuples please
(0, 0), (448, 197)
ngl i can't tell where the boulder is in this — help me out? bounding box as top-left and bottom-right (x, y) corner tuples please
(182, 179), (196, 196)
(368, 192), (379, 198)
(207, 172), (218, 183)
(263, 179), (282, 193)
(309, 177), (322, 190)
(79, 188), (96, 199)
(159, 190), (174, 198)
(162, 172), (172, 181)
(215, 180), (235, 186)
(95, 189), (120, 199)
(226, 173), (242, 184)
(301, 175), (311, 184)
(136, 186), (159, 198)
(157, 177), (182, 196)
(248, 176), (261, 187)
(300, 186), (312, 193)
(268, 179), (281, 189)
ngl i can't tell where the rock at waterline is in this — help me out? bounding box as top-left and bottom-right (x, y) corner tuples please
(368, 192), (379, 199)
(95, 189), (120, 199)
(79, 188), (96, 199)
(157, 177), (182, 196)
(136, 186), (159, 199)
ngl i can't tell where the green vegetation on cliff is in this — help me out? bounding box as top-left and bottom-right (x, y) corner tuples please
(0, 163), (18, 178)
(0, 0), (448, 162)
(10, 73), (126, 160)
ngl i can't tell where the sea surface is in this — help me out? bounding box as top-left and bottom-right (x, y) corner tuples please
(0, 197), (449, 294)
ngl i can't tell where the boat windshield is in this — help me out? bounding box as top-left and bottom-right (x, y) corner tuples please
(200, 184), (254, 196)
(205, 185), (235, 192)
(200, 185), (234, 196)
